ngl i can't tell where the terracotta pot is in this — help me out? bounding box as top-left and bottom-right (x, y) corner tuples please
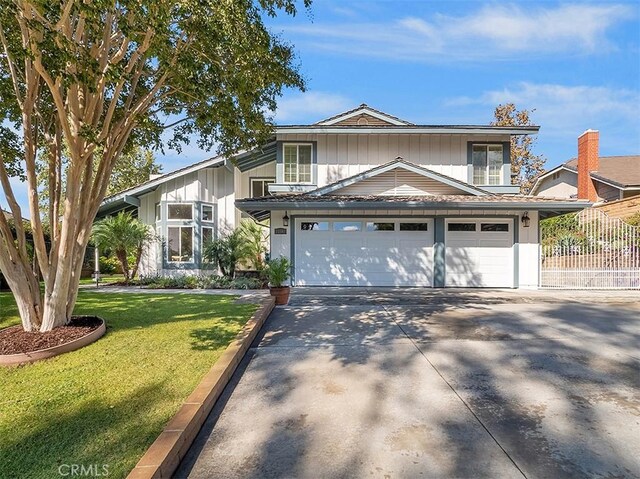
(269, 286), (290, 305)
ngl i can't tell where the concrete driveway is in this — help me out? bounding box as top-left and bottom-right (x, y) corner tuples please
(176, 288), (640, 479)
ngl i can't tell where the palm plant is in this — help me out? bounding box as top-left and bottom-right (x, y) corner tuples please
(238, 220), (268, 271)
(92, 212), (153, 283)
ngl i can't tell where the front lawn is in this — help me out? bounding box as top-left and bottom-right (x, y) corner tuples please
(0, 291), (257, 479)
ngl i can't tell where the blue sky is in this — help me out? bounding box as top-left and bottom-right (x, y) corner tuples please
(3, 0), (640, 211)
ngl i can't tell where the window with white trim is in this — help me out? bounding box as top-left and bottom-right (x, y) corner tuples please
(201, 204), (214, 222)
(283, 144), (312, 183)
(167, 203), (193, 220)
(167, 226), (193, 262)
(472, 144), (503, 185)
(251, 178), (275, 198)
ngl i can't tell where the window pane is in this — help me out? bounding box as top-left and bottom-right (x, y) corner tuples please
(298, 145), (312, 165)
(202, 205), (213, 221)
(366, 222), (395, 231)
(334, 221), (361, 232)
(448, 223), (476, 232)
(284, 145), (297, 183)
(155, 204), (161, 222)
(481, 223), (509, 232)
(181, 227), (193, 261)
(167, 227), (180, 261)
(488, 145), (503, 185)
(301, 221), (329, 231)
(168, 204), (192, 220)
(202, 227), (213, 244)
(472, 145), (487, 185)
(399, 222), (429, 231)
(298, 162), (311, 182)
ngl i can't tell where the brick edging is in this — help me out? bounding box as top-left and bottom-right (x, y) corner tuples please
(127, 296), (276, 479)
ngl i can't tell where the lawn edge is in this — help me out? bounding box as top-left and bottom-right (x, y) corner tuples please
(127, 295), (275, 479)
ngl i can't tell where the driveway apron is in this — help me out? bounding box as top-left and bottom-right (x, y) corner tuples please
(176, 288), (640, 479)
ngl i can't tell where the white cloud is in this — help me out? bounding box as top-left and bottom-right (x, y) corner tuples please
(449, 82), (639, 135)
(273, 91), (352, 123)
(446, 82), (640, 159)
(284, 3), (633, 61)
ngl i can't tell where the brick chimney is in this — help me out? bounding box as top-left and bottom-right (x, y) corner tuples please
(577, 129), (599, 201)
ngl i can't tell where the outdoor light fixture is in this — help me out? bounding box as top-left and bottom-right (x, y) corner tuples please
(282, 211), (289, 227)
(521, 211), (530, 228)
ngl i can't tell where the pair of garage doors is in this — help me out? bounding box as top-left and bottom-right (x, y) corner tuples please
(294, 218), (514, 287)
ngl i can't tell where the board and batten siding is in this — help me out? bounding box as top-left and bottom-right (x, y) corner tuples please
(135, 166), (238, 276)
(337, 169), (464, 196)
(277, 133), (511, 186)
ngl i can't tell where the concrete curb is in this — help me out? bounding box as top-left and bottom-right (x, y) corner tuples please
(127, 296), (275, 479)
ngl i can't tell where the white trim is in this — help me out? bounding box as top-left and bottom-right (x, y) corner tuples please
(283, 143), (314, 184)
(590, 175), (639, 191)
(201, 203), (215, 223)
(250, 177), (276, 198)
(166, 225), (195, 264)
(317, 107), (408, 126)
(167, 202), (194, 221)
(276, 126), (539, 135)
(101, 156), (226, 207)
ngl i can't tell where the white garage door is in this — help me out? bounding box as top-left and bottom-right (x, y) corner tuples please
(295, 218), (434, 286)
(445, 219), (514, 288)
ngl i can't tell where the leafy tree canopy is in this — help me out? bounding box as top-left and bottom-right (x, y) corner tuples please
(0, 0), (310, 332)
(491, 103), (546, 194)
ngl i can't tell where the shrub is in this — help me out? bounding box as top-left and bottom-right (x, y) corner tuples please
(136, 274), (263, 290)
(99, 256), (119, 274)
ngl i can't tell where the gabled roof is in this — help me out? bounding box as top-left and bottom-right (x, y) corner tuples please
(316, 104), (413, 126)
(98, 141), (278, 216)
(99, 154), (227, 212)
(565, 155), (640, 189)
(308, 158), (489, 197)
(530, 155), (640, 194)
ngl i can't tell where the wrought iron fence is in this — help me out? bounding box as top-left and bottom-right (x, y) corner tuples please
(540, 208), (640, 289)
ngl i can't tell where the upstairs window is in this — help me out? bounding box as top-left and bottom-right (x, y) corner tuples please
(251, 178), (275, 198)
(472, 144), (503, 185)
(283, 144), (312, 183)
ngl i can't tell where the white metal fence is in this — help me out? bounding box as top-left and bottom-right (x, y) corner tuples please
(540, 208), (640, 289)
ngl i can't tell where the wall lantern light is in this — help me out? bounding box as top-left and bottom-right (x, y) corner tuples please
(521, 211), (530, 228)
(282, 211), (289, 227)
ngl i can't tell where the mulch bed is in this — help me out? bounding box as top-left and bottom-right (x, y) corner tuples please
(0, 316), (103, 355)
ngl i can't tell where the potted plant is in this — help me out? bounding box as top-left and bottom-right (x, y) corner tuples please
(266, 256), (291, 305)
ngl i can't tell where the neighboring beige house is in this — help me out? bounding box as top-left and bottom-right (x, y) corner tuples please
(99, 104), (588, 288)
(531, 130), (640, 203)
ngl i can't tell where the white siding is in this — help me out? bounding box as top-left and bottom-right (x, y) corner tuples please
(278, 133), (510, 186)
(337, 169), (466, 196)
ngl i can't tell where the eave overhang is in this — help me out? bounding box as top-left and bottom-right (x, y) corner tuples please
(236, 197), (591, 213)
(275, 125), (539, 135)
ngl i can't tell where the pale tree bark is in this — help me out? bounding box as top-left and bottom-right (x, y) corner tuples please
(0, 3), (169, 331)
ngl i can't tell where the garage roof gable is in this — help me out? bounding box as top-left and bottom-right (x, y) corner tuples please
(309, 158), (489, 197)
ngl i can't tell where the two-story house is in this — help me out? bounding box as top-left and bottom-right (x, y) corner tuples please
(98, 104), (588, 288)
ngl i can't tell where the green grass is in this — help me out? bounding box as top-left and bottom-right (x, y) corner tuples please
(0, 291), (257, 479)
(78, 273), (126, 285)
